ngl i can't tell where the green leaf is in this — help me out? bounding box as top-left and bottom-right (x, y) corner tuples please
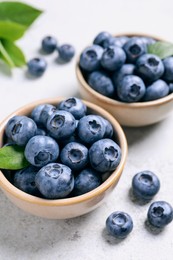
(0, 20), (26, 41)
(0, 1), (43, 27)
(148, 41), (173, 59)
(0, 39), (26, 67)
(0, 145), (30, 170)
(0, 39), (15, 67)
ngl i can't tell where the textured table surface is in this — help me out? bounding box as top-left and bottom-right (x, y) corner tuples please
(1, 0), (173, 259)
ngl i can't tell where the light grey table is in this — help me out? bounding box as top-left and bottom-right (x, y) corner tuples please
(1, 0), (173, 259)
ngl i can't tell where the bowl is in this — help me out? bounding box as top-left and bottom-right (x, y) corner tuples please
(0, 97), (127, 219)
(76, 33), (173, 127)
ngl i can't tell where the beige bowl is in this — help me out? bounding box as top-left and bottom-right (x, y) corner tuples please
(76, 33), (173, 127)
(0, 97), (127, 219)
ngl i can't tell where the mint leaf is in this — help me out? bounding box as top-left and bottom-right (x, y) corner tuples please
(0, 39), (26, 67)
(0, 145), (29, 170)
(0, 2), (43, 27)
(0, 20), (26, 41)
(148, 41), (173, 59)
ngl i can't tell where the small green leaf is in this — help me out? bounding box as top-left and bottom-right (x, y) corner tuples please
(0, 39), (26, 67)
(0, 1), (43, 27)
(0, 20), (26, 41)
(0, 145), (29, 170)
(0, 40), (15, 67)
(148, 41), (173, 59)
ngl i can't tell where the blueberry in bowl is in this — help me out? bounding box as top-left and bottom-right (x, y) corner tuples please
(0, 97), (127, 219)
(76, 32), (173, 126)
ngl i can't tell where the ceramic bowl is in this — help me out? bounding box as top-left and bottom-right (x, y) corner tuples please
(0, 97), (127, 219)
(76, 33), (173, 127)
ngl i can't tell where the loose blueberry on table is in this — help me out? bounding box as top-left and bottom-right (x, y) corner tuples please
(2, 97), (122, 200)
(79, 32), (173, 103)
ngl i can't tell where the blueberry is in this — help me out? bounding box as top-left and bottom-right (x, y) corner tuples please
(93, 31), (113, 48)
(88, 71), (115, 97)
(140, 37), (156, 46)
(163, 57), (173, 82)
(98, 116), (113, 138)
(27, 58), (47, 77)
(112, 64), (135, 86)
(13, 166), (40, 196)
(132, 171), (160, 200)
(35, 163), (74, 199)
(147, 201), (173, 228)
(79, 45), (104, 71)
(136, 54), (164, 82)
(58, 97), (87, 119)
(24, 135), (59, 167)
(36, 127), (47, 136)
(143, 80), (169, 101)
(113, 36), (129, 48)
(46, 110), (76, 140)
(106, 211), (133, 239)
(58, 44), (75, 61)
(42, 36), (57, 53)
(31, 104), (56, 126)
(169, 83), (173, 93)
(60, 142), (88, 171)
(73, 168), (101, 196)
(89, 138), (121, 173)
(123, 38), (147, 63)
(117, 75), (146, 102)
(77, 115), (105, 144)
(5, 116), (37, 146)
(101, 46), (126, 71)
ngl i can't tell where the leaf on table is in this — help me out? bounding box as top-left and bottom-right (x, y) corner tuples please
(0, 145), (30, 170)
(148, 41), (173, 59)
(0, 20), (26, 41)
(0, 1), (43, 27)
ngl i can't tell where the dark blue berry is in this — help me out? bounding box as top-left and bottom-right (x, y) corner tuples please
(31, 104), (56, 127)
(42, 36), (57, 53)
(58, 44), (75, 61)
(112, 64), (135, 87)
(27, 58), (47, 77)
(163, 57), (173, 82)
(93, 31), (113, 48)
(143, 80), (169, 101)
(123, 38), (147, 63)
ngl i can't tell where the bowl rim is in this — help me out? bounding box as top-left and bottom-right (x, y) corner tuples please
(76, 32), (173, 108)
(0, 97), (128, 206)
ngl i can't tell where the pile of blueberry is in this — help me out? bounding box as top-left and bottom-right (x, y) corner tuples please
(79, 31), (173, 102)
(106, 170), (173, 239)
(27, 36), (75, 77)
(4, 97), (122, 199)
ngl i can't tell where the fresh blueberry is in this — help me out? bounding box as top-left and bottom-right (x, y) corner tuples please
(42, 36), (57, 53)
(35, 163), (74, 199)
(163, 57), (173, 82)
(169, 83), (173, 93)
(13, 166), (40, 196)
(123, 38), (147, 63)
(106, 211), (133, 239)
(46, 110), (76, 140)
(113, 36), (129, 48)
(31, 104), (56, 126)
(5, 116), (37, 146)
(27, 58), (47, 77)
(58, 44), (75, 61)
(136, 54), (164, 82)
(147, 201), (173, 228)
(58, 97), (87, 119)
(98, 116), (113, 138)
(140, 37), (156, 46)
(79, 45), (104, 71)
(24, 135), (59, 167)
(143, 80), (169, 101)
(112, 64), (135, 86)
(117, 75), (146, 102)
(60, 142), (88, 171)
(88, 71), (115, 97)
(89, 138), (121, 173)
(101, 46), (126, 71)
(73, 168), (101, 196)
(36, 127), (47, 136)
(132, 171), (160, 200)
(93, 31), (113, 48)
(77, 115), (105, 144)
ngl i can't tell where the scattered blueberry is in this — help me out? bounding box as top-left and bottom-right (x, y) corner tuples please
(106, 211), (133, 238)
(42, 36), (57, 54)
(27, 58), (47, 77)
(143, 80), (169, 101)
(147, 201), (173, 228)
(132, 170), (160, 200)
(24, 135), (59, 167)
(73, 168), (101, 196)
(58, 44), (75, 62)
(163, 57), (173, 82)
(89, 138), (121, 173)
(35, 163), (74, 199)
(117, 75), (146, 102)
